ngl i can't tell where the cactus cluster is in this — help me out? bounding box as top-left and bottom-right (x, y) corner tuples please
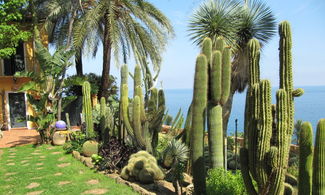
(82, 81), (94, 135)
(190, 37), (232, 194)
(240, 21), (304, 195)
(119, 65), (165, 155)
(120, 151), (164, 184)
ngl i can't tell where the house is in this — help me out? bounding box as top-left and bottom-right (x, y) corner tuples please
(0, 29), (48, 130)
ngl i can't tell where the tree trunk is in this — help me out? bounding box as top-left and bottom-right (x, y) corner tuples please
(99, 17), (112, 99)
(75, 50), (83, 76)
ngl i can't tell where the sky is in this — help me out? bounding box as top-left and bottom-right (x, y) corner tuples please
(67, 0), (325, 89)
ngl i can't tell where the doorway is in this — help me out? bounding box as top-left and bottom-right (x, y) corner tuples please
(8, 93), (27, 128)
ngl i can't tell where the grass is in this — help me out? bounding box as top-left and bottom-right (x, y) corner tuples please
(0, 144), (138, 195)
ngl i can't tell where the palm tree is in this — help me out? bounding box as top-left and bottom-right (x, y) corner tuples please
(73, 0), (174, 98)
(189, 0), (276, 132)
(38, 0), (89, 76)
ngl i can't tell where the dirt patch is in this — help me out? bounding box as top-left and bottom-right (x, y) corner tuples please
(51, 151), (61, 155)
(58, 157), (65, 161)
(39, 156), (46, 159)
(26, 190), (44, 195)
(22, 163), (30, 166)
(79, 170), (84, 174)
(8, 155), (16, 158)
(58, 181), (71, 185)
(26, 182), (40, 189)
(9, 153), (16, 156)
(86, 179), (99, 185)
(6, 162), (15, 166)
(54, 172), (63, 176)
(82, 189), (108, 194)
(57, 163), (71, 168)
(5, 172), (17, 176)
(24, 157), (33, 159)
(36, 163), (43, 166)
(31, 153), (41, 155)
(21, 160), (29, 163)
(46, 147), (54, 150)
(5, 178), (12, 182)
(36, 167), (44, 170)
(6, 159), (14, 162)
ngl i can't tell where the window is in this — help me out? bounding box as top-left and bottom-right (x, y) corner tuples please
(4, 42), (25, 76)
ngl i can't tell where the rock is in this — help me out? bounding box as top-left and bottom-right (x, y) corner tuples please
(83, 157), (94, 168)
(81, 141), (98, 157)
(52, 131), (67, 146)
(72, 151), (80, 159)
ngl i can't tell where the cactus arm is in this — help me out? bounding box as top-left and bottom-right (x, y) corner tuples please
(191, 54), (208, 195)
(201, 37), (212, 65)
(133, 96), (146, 149)
(220, 47), (231, 105)
(313, 119), (325, 195)
(298, 122), (313, 195)
(208, 104), (223, 168)
(121, 84), (134, 137)
(240, 148), (258, 195)
(210, 51), (222, 104)
(82, 81), (94, 134)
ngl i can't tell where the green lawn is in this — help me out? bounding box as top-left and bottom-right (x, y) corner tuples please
(0, 144), (138, 195)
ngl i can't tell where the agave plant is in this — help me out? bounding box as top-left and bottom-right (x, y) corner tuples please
(163, 139), (189, 168)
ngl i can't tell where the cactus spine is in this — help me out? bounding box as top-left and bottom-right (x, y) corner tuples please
(120, 65), (165, 155)
(240, 21), (304, 195)
(313, 119), (325, 195)
(82, 81), (94, 134)
(298, 122), (313, 195)
(191, 54), (208, 195)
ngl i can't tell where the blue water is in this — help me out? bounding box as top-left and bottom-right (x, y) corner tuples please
(164, 86), (325, 135)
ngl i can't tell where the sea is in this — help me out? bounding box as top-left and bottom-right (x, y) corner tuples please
(164, 86), (325, 135)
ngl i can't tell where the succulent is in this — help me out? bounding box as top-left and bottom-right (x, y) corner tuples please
(121, 150), (164, 184)
(162, 139), (189, 168)
(82, 140), (98, 157)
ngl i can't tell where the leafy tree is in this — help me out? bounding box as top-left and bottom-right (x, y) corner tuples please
(73, 0), (174, 98)
(293, 120), (303, 145)
(0, 0), (31, 58)
(17, 39), (74, 144)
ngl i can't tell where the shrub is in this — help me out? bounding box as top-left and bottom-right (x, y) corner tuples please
(63, 131), (88, 153)
(206, 169), (247, 195)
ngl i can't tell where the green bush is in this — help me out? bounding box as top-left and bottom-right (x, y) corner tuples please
(63, 131), (88, 153)
(206, 169), (247, 195)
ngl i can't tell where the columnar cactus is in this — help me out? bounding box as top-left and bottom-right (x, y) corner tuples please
(313, 119), (325, 195)
(100, 97), (108, 142)
(240, 21), (304, 195)
(191, 54), (208, 195)
(299, 122), (313, 195)
(119, 65), (165, 155)
(82, 81), (94, 134)
(201, 37), (231, 169)
(190, 37), (232, 194)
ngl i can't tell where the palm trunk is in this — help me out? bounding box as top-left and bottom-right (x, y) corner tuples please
(75, 50), (83, 76)
(99, 18), (112, 99)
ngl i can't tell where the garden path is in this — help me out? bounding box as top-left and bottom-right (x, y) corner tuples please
(0, 128), (39, 148)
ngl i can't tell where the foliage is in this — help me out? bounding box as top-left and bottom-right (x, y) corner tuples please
(64, 73), (118, 97)
(0, 0), (31, 58)
(293, 120), (303, 145)
(63, 131), (88, 153)
(164, 115), (173, 126)
(91, 154), (103, 165)
(97, 136), (138, 173)
(17, 38), (74, 143)
(206, 169), (248, 195)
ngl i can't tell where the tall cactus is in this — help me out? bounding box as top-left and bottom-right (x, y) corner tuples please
(240, 21), (304, 195)
(119, 64), (165, 155)
(191, 54), (208, 195)
(82, 81), (94, 135)
(313, 119), (325, 195)
(299, 122), (313, 195)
